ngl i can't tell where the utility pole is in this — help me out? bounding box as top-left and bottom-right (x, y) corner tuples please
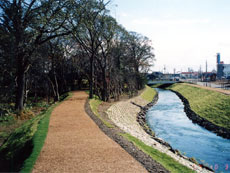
(199, 65), (202, 82)
(206, 60), (208, 86)
(174, 68), (176, 81)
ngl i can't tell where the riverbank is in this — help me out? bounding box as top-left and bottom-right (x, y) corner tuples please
(103, 86), (212, 173)
(167, 83), (230, 139)
(85, 89), (169, 173)
(183, 82), (230, 95)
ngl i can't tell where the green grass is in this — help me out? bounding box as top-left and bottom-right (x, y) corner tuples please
(141, 86), (157, 102)
(0, 113), (45, 172)
(121, 133), (194, 173)
(89, 86), (156, 128)
(0, 116), (41, 160)
(0, 92), (73, 172)
(168, 83), (230, 129)
(149, 84), (164, 88)
(20, 92), (73, 173)
(0, 132), (8, 139)
(89, 97), (114, 128)
(19, 104), (56, 173)
(0, 115), (15, 125)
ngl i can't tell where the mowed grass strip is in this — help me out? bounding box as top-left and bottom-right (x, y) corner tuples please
(141, 85), (157, 102)
(168, 83), (230, 129)
(20, 92), (73, 173)
(0, 92), (73, 173)
(89, 97), (114, 128)
(88, 85), (156, 129)
(120, 133), (194, 173)
(20, 104), (56, 173)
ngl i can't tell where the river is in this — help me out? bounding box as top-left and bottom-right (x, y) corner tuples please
(146, 88), (230, 172)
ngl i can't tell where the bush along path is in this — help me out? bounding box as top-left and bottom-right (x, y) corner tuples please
(32, 91), (147, 173)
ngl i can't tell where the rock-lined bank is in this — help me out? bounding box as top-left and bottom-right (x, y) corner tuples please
(107, 88), (213, 173)
(137, 90), (213, 172)
(137, 93), (182, 152)
(85, 97), (169, 173)
(136, 93), (158, 137)
(171, 90), (230, 139)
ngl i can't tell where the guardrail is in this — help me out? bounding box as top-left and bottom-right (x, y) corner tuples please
(147, 80), (178, 85)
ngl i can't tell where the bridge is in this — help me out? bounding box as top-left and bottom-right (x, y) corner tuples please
(147, 80), (179, 85)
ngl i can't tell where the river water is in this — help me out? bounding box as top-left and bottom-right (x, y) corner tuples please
(146, 88), (230, 172)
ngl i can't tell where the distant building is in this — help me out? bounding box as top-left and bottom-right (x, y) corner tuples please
(180, 72), (198, 79)
(147, 72), (163, 80)
(166, 73), (180, 81)
(217, 64), (230, 78)
(202, 72), (216, 81)
(216, 53), (230, 79)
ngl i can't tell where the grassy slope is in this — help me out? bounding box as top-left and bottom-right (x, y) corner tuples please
(0, 92), (73, 173)
(149, 83), (163, 88)
(89, 98), (114, 128)
(168, 83), (230, 129)
(121, 133), (194, 173)
(20, 92), (73, 173)
(141, 85), (157, 102)
(88, 87), (195, 172)
(19, 104), (57, 173)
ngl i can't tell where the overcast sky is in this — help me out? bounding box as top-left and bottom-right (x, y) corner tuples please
(109, 0), (230, 73)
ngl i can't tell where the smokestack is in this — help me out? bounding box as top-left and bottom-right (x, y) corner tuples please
(217, 53), (221, 64)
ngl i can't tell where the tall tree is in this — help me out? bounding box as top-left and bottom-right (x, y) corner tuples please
(0, 0), (73, 111)
(71, 0), (110, 99)
(0, 0), (155, 114)
(126, 32), (155, 90)
(96, 15), (117, 101)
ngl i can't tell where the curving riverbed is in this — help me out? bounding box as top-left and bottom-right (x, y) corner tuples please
(146, 88), (230, 172)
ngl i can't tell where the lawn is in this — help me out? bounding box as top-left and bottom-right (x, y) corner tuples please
(89, 87), (195, 172)
(168, 83), (230, 129)
(89, 97), (114, 128)
(0, 92), (72, 172)
(141, 85), (157, 102)
(121, 133), (194, 173)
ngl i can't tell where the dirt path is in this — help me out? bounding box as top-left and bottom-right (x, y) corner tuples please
(33, 91), (147, 173)
(184, 83), (230, 95)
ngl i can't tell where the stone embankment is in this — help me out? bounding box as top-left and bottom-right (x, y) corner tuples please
(107, 89), (213, 173)
(171, 90), (230, 139)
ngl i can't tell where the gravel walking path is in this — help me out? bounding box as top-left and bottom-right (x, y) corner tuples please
(33, 91), (147, 173)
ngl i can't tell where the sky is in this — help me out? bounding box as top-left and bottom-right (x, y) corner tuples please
(108, 0), (230, 73)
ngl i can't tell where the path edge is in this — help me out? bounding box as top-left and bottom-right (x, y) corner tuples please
(170, 89), (230, 139)
(84, 97), (169, 173)
(20, 92), (73, 173)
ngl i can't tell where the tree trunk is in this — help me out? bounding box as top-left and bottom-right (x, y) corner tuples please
(102, 68), (107, 101)
(15, 67), (25, 112)
(54, 74), (59, 102)
(24, 77), (29, 107)
(89, 56), (94, 99)
(48, 76), (57, 102)
(135, 65), (140, 90)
